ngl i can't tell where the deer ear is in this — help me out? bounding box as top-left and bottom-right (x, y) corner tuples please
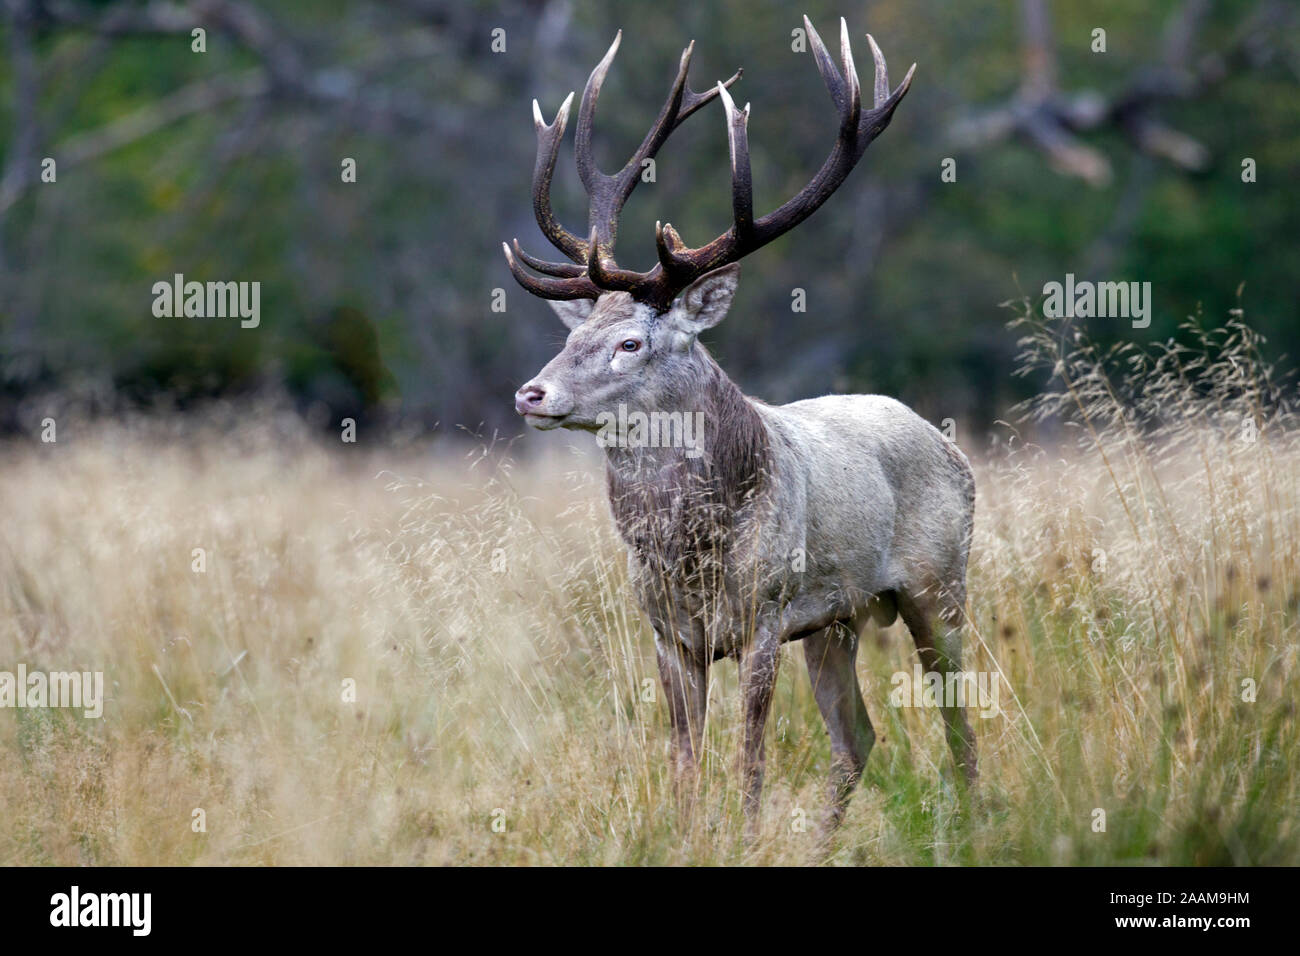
(670, 263), (740, 334)
(548, 298), (595, 330)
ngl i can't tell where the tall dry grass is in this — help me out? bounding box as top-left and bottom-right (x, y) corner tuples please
(1, 308), (1296, 865)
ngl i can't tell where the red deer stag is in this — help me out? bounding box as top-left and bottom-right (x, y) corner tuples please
(505, 17), (976, 834)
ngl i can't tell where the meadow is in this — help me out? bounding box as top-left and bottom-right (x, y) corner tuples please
(1, 312), (1296, 865)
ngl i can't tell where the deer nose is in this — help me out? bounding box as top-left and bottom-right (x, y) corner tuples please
(515, 384), (546, 416)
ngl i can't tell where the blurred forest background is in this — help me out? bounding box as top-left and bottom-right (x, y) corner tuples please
(0, 0), (1296, 441)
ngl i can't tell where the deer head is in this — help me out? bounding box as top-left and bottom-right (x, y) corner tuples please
(507, 16), (914, 432)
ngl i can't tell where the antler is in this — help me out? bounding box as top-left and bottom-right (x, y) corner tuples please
(505, 31), (741, 300)
(506, 17), (914, 311)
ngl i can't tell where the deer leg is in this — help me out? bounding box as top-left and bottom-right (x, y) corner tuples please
(897, 589), (977, 787)
(654, 631), (707, 810)
(803, 623), (875, 831)
(739, 631), (780, 835)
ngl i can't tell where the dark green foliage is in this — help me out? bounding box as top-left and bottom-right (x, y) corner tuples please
(0, 0), (1295, 437)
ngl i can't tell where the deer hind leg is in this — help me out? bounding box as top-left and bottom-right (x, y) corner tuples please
(897, 587), (978, 787)
(802, 622), (875, 830)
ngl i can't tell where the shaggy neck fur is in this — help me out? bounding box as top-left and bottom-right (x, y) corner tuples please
(604, 344), (771, 574)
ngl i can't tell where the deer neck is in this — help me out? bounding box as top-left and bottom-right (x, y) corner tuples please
(603, 348), (771, 564)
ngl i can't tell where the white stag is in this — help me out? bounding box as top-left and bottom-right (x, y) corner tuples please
(505, 17), (976, 832)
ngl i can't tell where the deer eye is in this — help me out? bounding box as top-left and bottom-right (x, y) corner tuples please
(619, 339), (641, 352)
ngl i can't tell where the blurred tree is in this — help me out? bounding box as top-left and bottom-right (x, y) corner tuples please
(0, 0), (1295, 438)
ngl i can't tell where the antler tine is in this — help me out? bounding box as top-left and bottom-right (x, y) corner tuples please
(531, 93), (587, 264)
(654, 220), (689, 274)
(511, 238), (586, 277)
(804, 15), (848, 117)
(575, 31), (622, 195)
(865, 34), (889, 108)
(717, 82), (754, 244)
(650, 78), (753, 285)
(680, 61), (743, 122)
(502, 242), (602, 300)
(856, 59), (916, 155)
(840, 19), (861, 135)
